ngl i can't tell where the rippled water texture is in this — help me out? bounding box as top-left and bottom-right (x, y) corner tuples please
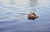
(0, 0), (50, 32)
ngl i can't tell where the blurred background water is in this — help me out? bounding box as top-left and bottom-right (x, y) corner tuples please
(0, 0), (50, 32)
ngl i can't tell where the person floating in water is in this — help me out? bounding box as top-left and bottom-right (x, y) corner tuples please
(28, 0), (39, 19)
(28, 12), (39, 19)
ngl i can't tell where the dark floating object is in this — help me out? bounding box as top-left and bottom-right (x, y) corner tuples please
(28, 12), (39, 20)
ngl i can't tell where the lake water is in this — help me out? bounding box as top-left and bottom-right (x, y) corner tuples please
(0, 0), (50, 32)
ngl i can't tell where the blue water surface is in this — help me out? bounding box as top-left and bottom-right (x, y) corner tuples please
(0, 0), (50, 32)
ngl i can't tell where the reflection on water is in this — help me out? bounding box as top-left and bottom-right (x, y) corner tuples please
(30, 0), (37, 7)
(28, 18), (36, 21)
(0, 0), (50, 32)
